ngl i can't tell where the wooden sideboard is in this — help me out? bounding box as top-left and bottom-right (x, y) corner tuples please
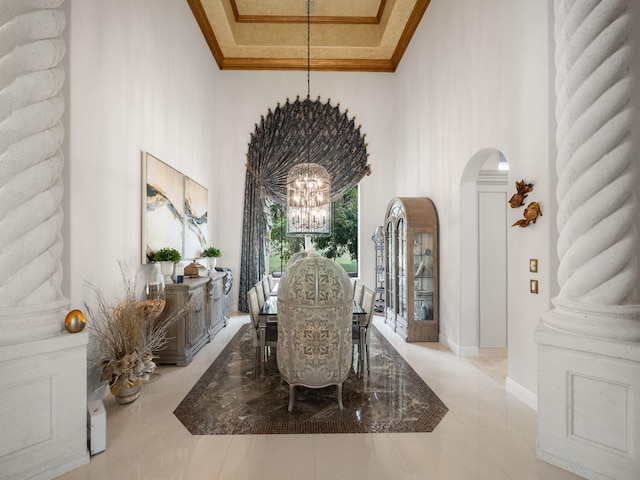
(208, 273), (225, 339)
(152, 271), (227, 366)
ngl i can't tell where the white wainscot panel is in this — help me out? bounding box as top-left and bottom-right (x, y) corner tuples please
(569, 373), (629, 454)
(0, 377), (53, 457)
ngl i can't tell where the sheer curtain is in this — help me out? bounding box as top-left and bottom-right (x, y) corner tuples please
(238, 97), (370, 311)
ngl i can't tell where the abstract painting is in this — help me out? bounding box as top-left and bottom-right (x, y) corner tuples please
(142, 152), (208, 263)
(184, 176), (208, 259)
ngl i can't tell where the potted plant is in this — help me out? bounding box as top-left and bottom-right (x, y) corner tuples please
(85, 261), (188, 404)
(201, 246), (221, 270)
(152, 247), (181, 284)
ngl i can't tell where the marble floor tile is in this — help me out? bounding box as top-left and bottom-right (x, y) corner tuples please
(174, 321), (448, 434)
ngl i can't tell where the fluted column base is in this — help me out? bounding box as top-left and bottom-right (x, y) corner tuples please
(536, 315), (640, 480)
(0, 299), (69, 346)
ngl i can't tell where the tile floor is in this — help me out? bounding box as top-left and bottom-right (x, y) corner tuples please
(56, 314), (585, 480)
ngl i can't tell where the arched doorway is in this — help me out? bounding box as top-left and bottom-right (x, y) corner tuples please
(460, 148), (509, 354)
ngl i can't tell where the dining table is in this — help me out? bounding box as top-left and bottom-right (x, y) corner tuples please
(257, 295), (367, 375)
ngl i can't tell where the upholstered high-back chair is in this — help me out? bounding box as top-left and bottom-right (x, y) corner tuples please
(285, 250), (322, 271)
(277, 256), (353, 412)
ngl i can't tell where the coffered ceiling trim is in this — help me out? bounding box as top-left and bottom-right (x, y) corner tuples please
(186, 0), (431, 72)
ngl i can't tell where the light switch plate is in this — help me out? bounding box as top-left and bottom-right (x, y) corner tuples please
(530, 279), (538, 294)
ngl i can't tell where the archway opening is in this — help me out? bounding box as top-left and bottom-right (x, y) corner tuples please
(460, 148), (509, 356)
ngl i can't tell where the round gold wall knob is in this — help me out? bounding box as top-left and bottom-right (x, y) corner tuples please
(64, 309), (87, 333)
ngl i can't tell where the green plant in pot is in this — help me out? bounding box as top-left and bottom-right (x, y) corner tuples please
(201, 247), (221, 270)
(152, 247), (181, 283)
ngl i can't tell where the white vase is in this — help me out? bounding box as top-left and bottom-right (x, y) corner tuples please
(206, 257), (217, 271)
(160, 261), (174, 284)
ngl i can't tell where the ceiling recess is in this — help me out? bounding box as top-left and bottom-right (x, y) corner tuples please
(186, 0), (432, 72)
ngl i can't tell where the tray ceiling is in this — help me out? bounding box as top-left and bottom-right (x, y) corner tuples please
(187, 0), (432, 72)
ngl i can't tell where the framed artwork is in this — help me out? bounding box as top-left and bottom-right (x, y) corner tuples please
(184, 176), (208, 259)
(141, 152), (208, 263)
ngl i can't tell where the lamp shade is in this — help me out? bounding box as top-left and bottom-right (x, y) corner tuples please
(286, 162), (331, 237)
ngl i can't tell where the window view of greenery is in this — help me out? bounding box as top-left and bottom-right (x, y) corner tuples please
(269, 185), (359, 276)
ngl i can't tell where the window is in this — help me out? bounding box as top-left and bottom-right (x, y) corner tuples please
(268, 185), (359, 276)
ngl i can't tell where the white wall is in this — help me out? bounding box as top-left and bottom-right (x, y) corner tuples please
(66, 0), (220, 299)
(393, 0), (555, 398)
(65, 0), (222, 392)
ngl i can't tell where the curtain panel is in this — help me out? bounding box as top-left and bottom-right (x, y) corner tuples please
(238, 97), (370, 311)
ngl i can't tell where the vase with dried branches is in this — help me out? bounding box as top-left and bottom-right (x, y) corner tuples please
(85, 261), (188, 404)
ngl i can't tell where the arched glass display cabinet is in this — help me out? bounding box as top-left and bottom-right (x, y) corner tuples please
(384, 197), (439, 342)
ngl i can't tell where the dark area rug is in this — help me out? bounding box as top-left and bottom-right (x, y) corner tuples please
(174, 323), (448, 434)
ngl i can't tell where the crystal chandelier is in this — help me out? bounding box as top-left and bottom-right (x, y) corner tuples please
(286, 0), (331, 237)
(286, 162), (331, 236)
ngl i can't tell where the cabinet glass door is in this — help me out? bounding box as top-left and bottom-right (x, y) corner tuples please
(385, 220), (395, 312)
(397, 218), (407, 317)
(413, 232), (434, 321)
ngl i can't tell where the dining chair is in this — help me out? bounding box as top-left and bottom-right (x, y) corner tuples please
(277, 256), (353, 411)
(353, 287), (375, 377)
(255, 281), (265, 310)
(248, 287), (277, 364)
(247, 287), (261, 365)
(267, 273), (277, 292)
(261, 276), (271, 298)
(353, 281), (365, 307)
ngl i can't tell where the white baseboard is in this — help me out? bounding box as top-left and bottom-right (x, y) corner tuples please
(506, 377), (537, 411)
(459, 345), (479, 357)
(440, 334), (538, 411)
(438, 334), (458, 354)
(438, 334), (478, 357)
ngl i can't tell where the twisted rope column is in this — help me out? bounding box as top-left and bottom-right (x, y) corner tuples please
(548, 0), (640, 341)
(0, 0), (68, 343)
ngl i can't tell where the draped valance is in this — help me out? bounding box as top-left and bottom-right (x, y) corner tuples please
(239, 97), (371, 312)
(246, 96), (371, 203)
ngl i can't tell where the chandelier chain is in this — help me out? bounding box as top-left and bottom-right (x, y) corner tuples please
(285, 0), (332, 237)
(307, 0), (310, 100)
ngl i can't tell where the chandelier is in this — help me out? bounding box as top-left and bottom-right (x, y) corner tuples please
(286, 0), (331, 237)
(286, 162), (331, 236)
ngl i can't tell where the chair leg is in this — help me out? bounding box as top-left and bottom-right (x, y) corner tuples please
(359, 337), (366, 377)
(254, 346), (260, 376)
(337, 383), (344, 410)
(365, 344), (370, 374)
(288, 384), (296, 412)
(352, 343), (360, 377)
